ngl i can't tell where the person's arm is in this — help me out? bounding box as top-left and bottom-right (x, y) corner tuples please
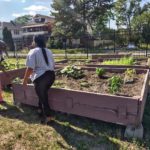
(23, 67), (33, 86)
(23, 50), (36, 86)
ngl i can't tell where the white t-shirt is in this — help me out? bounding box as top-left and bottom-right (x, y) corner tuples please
(26, 47), (55, 82)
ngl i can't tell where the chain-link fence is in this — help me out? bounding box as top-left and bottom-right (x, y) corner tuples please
(48, 30), (150, 59)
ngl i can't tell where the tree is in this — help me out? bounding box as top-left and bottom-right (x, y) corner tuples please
(131, 2), (150, 46)
(132, 2), (150, 31)
(51, 0), (113, 38)
(114, 0), (141, 41)
(14, 15), (32, 25)
(3, 27), (15, 51)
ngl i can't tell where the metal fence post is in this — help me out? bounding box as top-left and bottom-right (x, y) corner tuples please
(87, 37), (89, 59)
(114, 30), (116, 53)
(65, 41), (67, 59)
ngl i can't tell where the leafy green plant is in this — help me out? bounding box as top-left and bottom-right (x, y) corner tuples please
(108, 76), (123, 94)
(60, 65), (85, 79)
(102, 57), (135, 65)
(124, 68), (136, 83)
(0, 60), (11, 71)
(12, 77), (23, 84)
(96, 68), (106, 77)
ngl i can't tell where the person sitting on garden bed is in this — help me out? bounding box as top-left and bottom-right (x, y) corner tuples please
(23, 35), (55, 124)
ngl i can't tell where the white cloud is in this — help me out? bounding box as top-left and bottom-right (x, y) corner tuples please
(12, 4), (50, 18)
(24, 5), (49, 12)
(12, 12), (27, 18)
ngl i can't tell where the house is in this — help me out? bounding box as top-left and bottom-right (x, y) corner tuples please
(0, 21), (23, 49)
(22, 14), (55, 47)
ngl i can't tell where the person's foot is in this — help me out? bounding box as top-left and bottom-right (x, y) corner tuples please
(41, 116), (54, 124)
(37, 109), (43, 117)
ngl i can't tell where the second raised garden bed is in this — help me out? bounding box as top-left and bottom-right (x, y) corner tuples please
(55, 57), (150, 70)
(0, 68), (26, 88)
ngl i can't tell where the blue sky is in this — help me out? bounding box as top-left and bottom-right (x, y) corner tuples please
(0, 0), (149, 29)
(0, 0), (53, 21)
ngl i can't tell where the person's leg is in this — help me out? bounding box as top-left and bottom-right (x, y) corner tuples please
(34, 81), (44, 116)
(34, 71), (55, 121)
(40, 71), (55, 117)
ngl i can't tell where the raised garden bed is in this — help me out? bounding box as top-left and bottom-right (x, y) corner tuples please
(55, 58), (149, 70)
(91, 53), (132, 60)
(0, 68), (26, 88)
(12, 67), (149, 133)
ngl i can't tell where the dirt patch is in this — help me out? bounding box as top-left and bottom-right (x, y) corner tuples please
(53, 70), (145, 97)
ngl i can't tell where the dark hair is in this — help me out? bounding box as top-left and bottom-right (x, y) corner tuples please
(34, 35), (49, 65)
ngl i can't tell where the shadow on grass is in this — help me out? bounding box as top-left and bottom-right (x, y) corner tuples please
(0, 101), (122, 149)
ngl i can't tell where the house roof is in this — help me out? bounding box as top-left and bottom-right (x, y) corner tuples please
(0, 21), (22, 30)
(22, 23), (47, 28)
(34, 14), (55, 20)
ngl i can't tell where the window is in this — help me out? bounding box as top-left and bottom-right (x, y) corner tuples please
(14, 30), (19, 35)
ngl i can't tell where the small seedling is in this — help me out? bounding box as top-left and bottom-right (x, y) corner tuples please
(108, 76), (123, 94)
(124, 68), (136, 83)
(96, 68), (105, 78)
(12, 77), (23, 84)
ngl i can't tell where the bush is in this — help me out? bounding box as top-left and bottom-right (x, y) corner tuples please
(47, 38), (55, 49)
(55, 40), (63, 49)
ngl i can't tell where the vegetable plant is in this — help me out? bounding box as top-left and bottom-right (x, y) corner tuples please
(102, 57), (135, 65)
(0, 60), (11, 71)
(124, 68), (136, 83)
(108, 76), (123, 94)
(96, 68), (105, 78)
(60, 65), (85, 79)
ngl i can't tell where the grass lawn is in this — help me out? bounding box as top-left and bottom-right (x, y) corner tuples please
(4, 58), (67, 70)
(0, 89), (150, 150)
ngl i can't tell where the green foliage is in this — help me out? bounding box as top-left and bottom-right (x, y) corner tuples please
(47, 37), (55, 49)
(3, 27), (15, 51)
(51, 0), (113, 37)
(124, 68), (136, 83)
(102, 57), (135, 65)
(60, 65), (85, 79)
(108, 76), (123, 94)
(125, 68), (136, 77)
(55, 40), (63, 49)
(114, 0), (141, 41)
(0, 60), (11, 71)
(12, 77), (22, 84)
(47, 38), (63, 49)
(96, 68), (106, 77)
(14, 15), (32, 25)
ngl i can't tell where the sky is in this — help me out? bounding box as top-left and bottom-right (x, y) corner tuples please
(0, 0), (53, 21)
(0, 0), (149, 29)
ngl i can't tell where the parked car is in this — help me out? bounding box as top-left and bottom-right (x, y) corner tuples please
(127, 43), (136, 50)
